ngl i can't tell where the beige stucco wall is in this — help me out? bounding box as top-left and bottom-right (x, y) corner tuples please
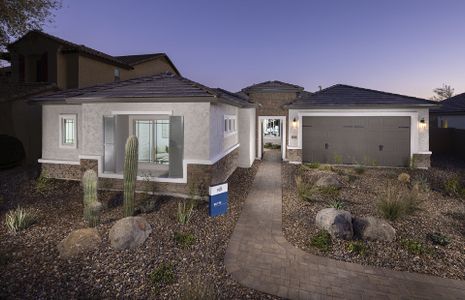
(287, 108), (431, 156)
(209, 102), (239, 161)
(78, 55), (118, 88)
(42, 104), (82, 161)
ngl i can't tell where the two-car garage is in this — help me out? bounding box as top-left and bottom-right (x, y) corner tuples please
(301, 116), (411, 167)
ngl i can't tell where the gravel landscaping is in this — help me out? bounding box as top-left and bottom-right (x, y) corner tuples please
(282, 161), (465, 280)
(0, 161), (279, 299)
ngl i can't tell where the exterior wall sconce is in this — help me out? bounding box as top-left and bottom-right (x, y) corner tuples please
(419, 117), (427, 129)
(292, 118), (298, 129)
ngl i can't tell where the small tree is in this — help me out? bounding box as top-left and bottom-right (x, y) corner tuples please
(431, 84), (454, 101)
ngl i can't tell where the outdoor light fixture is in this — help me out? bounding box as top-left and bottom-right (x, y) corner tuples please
(419, 117), (427, 129)
(292, 118), (298, 129)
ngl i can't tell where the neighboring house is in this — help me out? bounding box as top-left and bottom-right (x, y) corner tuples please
(430, 93), (465, 129)
(1, 30), (179, 164)
(32, 73), (256, 196)
(33, 75), (435, 196)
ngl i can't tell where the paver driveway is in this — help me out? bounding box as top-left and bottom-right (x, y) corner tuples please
(224, 150), (465, 299)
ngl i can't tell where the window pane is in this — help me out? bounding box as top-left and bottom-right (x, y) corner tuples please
(155, 120), (170, 164)
(63, 118), (75, 144)
(224, 119), (228, 132)
(135, 120), (152, 162)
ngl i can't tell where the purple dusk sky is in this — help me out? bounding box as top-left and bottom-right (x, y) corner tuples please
(44, 0), (465, 98)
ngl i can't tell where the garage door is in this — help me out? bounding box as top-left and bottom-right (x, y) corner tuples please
(302, 116), (410, 167)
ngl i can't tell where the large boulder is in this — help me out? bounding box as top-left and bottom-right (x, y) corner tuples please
(315, 208), (353, 240)
(353, 216), (396, 242)
(58, 228), (101, 259)
(315, 175), (342, 189)
(109, 217), (152, 250)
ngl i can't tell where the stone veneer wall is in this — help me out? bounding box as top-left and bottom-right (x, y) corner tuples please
(287, 149), (302, 163)
(412, 153), (431, 169)
(41, 148), (239, 196)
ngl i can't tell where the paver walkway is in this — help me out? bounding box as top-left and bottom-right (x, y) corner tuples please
(225, 150), (465, 299)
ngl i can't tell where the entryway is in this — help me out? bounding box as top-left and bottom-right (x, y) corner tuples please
(258, 116), (286, 161)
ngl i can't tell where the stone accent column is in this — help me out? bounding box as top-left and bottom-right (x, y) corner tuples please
(287, 149), (302, 163)
(412, 153), (431, 169)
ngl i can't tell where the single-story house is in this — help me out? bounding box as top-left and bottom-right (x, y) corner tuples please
(430, 92), (465, 129)
(32, 75), (436, 196)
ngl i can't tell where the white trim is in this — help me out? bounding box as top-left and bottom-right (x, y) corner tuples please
(288, 161), (302, 165)
(292, 109), (420, 158)
(59, 114), (77, 149)
(111, 111), (173, 115)
(287, 145), (301, 150)
(416, 151), (432, 155)
(258, 116), (286, 160)
(38, 159), (80, 165)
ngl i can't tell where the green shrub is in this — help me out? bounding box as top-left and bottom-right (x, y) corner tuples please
(397, 173), (411, 184)
(412, 175), (430, 193)
(35, 174), (52, 196)
(347, 241), (368, 256)
(401, 239), (430, 255)
(310, 230), (332, 251)
(333, 153), (343, 164)
(329, 199), (345, 210)
(5, 207), (39, 233)
(295, 176), (316, 202)
(149, 263), (176, 290)
(264, 142), (273, 149)
(180, 278), (216, 300)
(354, 165), (365, 175)
(174, 232), (196, 249)
(177, 198), (195, 225)
(444, 177), (465, 198)
(426, 232), (450, 246)
(304, 162), (320, 169)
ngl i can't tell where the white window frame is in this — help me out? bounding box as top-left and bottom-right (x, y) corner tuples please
(59, 114), (77, 149)
(224, 115), (237, 136)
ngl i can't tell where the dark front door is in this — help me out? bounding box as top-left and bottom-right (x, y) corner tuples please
(302, 116), (411, 167)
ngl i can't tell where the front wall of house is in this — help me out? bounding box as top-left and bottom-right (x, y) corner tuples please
(42, 104), (82, 161)
(78, 55), (119, 88)
(120, 58), (177, 80)
(209, 102), (239, 161)
(238, 107), (256, 167)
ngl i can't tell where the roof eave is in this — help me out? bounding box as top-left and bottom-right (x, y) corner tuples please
(285, 103), (438, 109)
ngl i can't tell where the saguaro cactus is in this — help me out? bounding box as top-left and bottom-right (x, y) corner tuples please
(82, 169), (101, 227)
(124, 135), (139, 217)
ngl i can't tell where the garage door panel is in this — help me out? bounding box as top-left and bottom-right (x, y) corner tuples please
(302, 116), (410, 167)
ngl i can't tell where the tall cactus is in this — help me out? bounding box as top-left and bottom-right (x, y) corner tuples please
(123, 135), (139, 217)
(83, 169), (101, 227)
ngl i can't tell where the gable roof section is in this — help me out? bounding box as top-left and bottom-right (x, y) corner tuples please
(242, 80), (304, 93)
(287, 84), (436, 108)
(31, 72), (254, 108)
(431, 92), (465, 114)
(8, 31), (179, 74)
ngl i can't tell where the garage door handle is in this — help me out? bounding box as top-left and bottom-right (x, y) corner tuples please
(325, 143), (329, 150)
(379, 145), (384, 151)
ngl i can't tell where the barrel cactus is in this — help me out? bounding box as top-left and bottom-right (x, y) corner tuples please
(82, 169), (101, 227)
(123, 135), (139, 217)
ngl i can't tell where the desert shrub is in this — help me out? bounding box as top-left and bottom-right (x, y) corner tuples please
(402, 189), (422, 214)
(333, 153), (343, 164)
(347, 241), (368, 256)
(426, 232), (450, 246)
(149, 263), (176, 290)
(5, 207), (39, 233)
(310, 230), (332, 251)
(174, 232), (196, 249)
(444, 177), (465, 198)
(354, 165), (365, 174)
(412, 175), (430, 193)
(318, 164), (333, 171)
(264, 142), (273, 149)
(35, 173), (52, 196)
(377, 185), (405, 221)
(397, 173), (411, 184)
(304, 162), (320, 169)
(295, 176), (316, 202)
(180, 278), (216, 300)
(177, 198), (195, 225)
(401, 239), (430, 255)
(319, 186), (340, 200)
(328, 199), (345, 210)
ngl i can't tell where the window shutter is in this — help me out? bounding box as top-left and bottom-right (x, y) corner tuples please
(169, 116), (184, 178)
(103, 116), (116, 173)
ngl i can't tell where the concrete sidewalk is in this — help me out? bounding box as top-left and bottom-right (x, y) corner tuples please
(224, 150), (465, 299)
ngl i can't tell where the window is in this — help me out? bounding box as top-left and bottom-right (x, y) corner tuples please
(59, 114), (77, 148)
(224, 115), (237, 135)
(263, 119), (281, 137)
(114, 68), (120, 81)
(134, 119), (170, 164)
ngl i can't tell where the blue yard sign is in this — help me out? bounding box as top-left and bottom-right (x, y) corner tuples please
(209, 182), (228, 217)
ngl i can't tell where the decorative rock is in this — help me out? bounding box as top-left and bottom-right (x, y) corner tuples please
(109, 216), (152, 250)
(315, 175), (342, 189)
(58, 228), (101, 259)
(353, 216), (396, 242)
(315, 208), (353, 240)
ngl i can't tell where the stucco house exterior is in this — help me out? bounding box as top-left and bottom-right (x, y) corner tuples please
(33, 74), (435, 196)
(430, 92), (465, 129)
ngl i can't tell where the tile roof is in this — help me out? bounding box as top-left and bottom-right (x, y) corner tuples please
(0, 82), (57, 102)
(431, 93), (465, 114)
(287, 84), (436, 108)
(242, 80), (304, 93)
(31, 73), (254, 108)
